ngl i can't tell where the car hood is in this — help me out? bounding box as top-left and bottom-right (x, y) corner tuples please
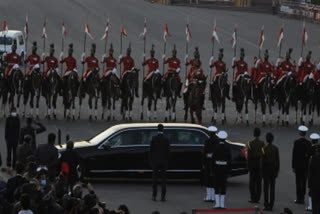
(56, 141), (95, 151)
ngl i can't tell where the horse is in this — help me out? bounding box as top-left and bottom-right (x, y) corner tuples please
(0, 70), (9, 117)
(276, 74), (296, 126)
(312, 81), (320, 122)
(121, 69), (139, 121)
(79, 69), (100, 120)
(43, 69), (62, 119)
(23, 68), (43, 119)
(163, 72), (180, 122)
(210, 72), (229, 125)
(8, 68), (24, 114)
(141, 72), (162, 121)
(253, 72), (274, 126)
(100, 73), (121, 121)
(184, 76), (207, 125)
(233, 73), (252, 125)
(62, 71), (79, 120)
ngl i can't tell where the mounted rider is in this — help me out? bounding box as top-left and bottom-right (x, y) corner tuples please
(60, 43), (77, 80)
(81, 43), (99, 82)
(4, 43), (21, 78)
(297, 51), (314, 85)
(210, 48), (230, 99)
(232, 48), (249, 100)
(274, 48), (294, 86)
(254, 50), (274, 86)
(25, 42), (41, 78)
(119, 44), (138, 97)
(42, 43), (59, 77)
(101, 43), (118, 80)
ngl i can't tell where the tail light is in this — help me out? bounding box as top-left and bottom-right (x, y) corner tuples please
(241, 147), (247, 159)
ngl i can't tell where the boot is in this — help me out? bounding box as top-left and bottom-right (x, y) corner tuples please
(220, 195), (226, 208)
(210, 188), (216, 202)
(178, 82), (182, 98)
(305, 197), (312, 211)
(214, 195), (220, 208)
(201, 95), (206, 110)
(226, 84), (231, 100)
(135, 88), (139, 98)
(204, 188), (210, 202)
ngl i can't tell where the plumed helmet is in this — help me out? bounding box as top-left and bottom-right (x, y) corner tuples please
(306, 51), (312, 60)
(240, 48), (245, 58)
(91, 43), (96, 51)
(50, 43), (54, 50)
(150, 44), (155, 55)
(219, 48), (224, 58)
(264, 49), (269, 58)
(172, 44), (177, 54)
(109, 43), (114, 52)
(286, 48), (293, 59)
(68, 43), (73, 50)
(127, 43), (132, 52)
(194, 46), (200, 58)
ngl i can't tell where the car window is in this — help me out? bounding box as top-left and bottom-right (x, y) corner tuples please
(107, 130), (146, 147)
(166, 129), (206, 145)
(18, 36), (24, 45)
(0, 37), (13, 45)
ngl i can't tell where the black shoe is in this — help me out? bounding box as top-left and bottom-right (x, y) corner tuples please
(152, 196), (156, 201)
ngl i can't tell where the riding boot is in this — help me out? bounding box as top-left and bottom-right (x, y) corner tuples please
(226, 84), (231, 100)
(178, 82), (182, 98)
(201, 95), (205, 110)
(232, 83), (236, 102)
(183, 93), (187, 110)
(135, 87), (139, 98)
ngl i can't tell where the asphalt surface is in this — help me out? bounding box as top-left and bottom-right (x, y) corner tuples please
(1, 0), (320, 213)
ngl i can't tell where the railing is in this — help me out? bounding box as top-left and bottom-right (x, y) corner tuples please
(279, 0), (320, 22)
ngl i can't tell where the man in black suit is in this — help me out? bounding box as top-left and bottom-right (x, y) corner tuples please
(308, 146), (320, 214)
(6, 162), (28, 203)
(292, 125), (312, 204)
(150, 124), (170, 202)
(5, 107), (20, 169)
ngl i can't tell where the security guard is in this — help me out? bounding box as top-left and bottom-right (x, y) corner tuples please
(213, 130), (231, 209)
(292, 125), (312, 204)
(203, 126), (218, 202)
(306, 133), (320, 212)
(308, 143), (320, 214)
(247, 127), (265, 203)
(262, 132), (280, 211)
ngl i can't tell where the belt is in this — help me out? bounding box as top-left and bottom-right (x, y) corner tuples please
(215, 161), (227, 165)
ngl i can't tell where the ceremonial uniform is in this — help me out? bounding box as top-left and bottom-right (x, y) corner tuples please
(275, 60), (293, 85)
(83, 56), (99, 79)
(4, 52), (21, 77)
(25, 54), (41, 76)
(247, 137), (265, 202)
(61, 56), (77, 77)
(186, 58), (202, 67)
(186, 66), (205, 86)
(210, 60), (226, 83)
(43, 56), (59, 77)
(255, 61), (274, 85)
(143, 58), (159, 81)
(233, 60), (248, 82)
(298, 61), (315, 84)
(120, 56), (135, 79)
(102, 56), (117, 77)
(163, 57), (181, 81)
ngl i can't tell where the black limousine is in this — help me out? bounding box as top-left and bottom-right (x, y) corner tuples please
(58, 123), (248, 180)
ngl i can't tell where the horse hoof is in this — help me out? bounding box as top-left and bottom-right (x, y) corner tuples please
(246, 120), (249, 126)
(169, 116), (172, 122)
(78, 116), (80, 120)
(101, 114), (104, 120)
(89, 115), (92, 121)
(140, 113), (143, 120)
(184, 120), (187, 123)
(281, 120), (285, 126)
(107, 116), (111, 121)
(36, 115), (39, 120)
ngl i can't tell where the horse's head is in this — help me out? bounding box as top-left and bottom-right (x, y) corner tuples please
(31, 69), (43, 88)
(196, 76), (207, 90)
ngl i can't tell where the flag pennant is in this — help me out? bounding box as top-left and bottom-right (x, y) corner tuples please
(42, 21), (47, 39)
(259, 25), (265, 50)
(85, 24), (94, 39)
(121, 24), (127, 37)
(211, 24), (220, 43)
(163, 24), (171, 41)
(24, 15), (29, 39)
(186, 24), (191, 42)
(231, 27), (237, 48)
(302, 21), (308, 46)
(277, 27), (284, 47)
(101, 18), (110, 40)
(62, 20), (67, 37)
(139, 18), (147, 40)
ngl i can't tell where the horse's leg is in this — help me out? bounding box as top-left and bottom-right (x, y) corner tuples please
(23, 91), (28, 118)
(112, 98), (116, 121)
(94, 96), (98, 120)
(172, 98), (176, 122)
(17, 94), (21, 115)
(261, 100), (266, 126)
(30, 94), (34, 116)
(53, 94), (58, 119)
(140, 95), (144, 121)
(153, 98), (158, 120)
(245, 99), (249, 126)
(190, 107), (195, 124)
(36, 96), (40, 119)
(88, 96), (93, 120)
(129, 97), (133, 121)
(165, 97), (169, 122)
(147, 96), (152, 122)
(72, 98), (76, 120)
(222, 98), (226, 124)
(78, 96), (82, 120)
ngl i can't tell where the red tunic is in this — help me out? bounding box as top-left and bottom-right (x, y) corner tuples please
(102, 56), (117, 76)
(275, 61), (293, 84)
(298, 61), (315, 83)
(234, 60), (248, 82)
(186, 59), (201, 67)
(5, 52), (21, 76)
(120, 56), (135, 78)
(210, 60), (226, 82)
(83, 56), (99, 78)
(142, 58), (159, 80)
(254, 61), (274, 85)
(25, 54), (41, 76)
(313, 71), (320, 83)
(163, 57), (181, 80)
(61, 56), (77, 77)
(43, 56), (58, 77)
(187, 66), (205, 85)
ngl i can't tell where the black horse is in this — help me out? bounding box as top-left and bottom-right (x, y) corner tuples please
(0, 70), (8, 117)
(276, 74), (296, 126)
(163, 72), (180, 122)
(121, 69), (139, 121)
(8, 68), (24, 114)
(210, 72), (228, 125)
(44, 69), (62, 119)
(100, 73), (121, 121)
(141, 72), (162, 121)
(253, 73), (274, 126)
(23, 68), (43, 119)
(63, 71), (79, 120)
(233, 73), (252, 125)
(79, 69), (100, 120)
(184, 77), (207, 125)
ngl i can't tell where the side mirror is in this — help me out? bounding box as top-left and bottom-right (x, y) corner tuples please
(103, 143), (111, 150)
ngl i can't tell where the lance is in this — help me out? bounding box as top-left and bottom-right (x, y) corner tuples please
(120, 27), (123, 73)
(82, 31), (86, 77)
(232, 28), (237, 81)
(209, 32), (215, 100)
(163, 40), (166, 75)
(61, 25), (64, 76)
(185, 40), (188, 79)
(102, 19), (109, 73)
(24, 36), (27, 75)
(42, 35), (45, 73)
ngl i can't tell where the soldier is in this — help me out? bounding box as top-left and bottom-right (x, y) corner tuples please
(4, 44), (21, 77)
(142, 44), (159, 97)
(60, 43), (77, 80)
(262, 132), (280, 211)
(186, 47), (201, 68)
(42, 43), (59, 77)
(163, 45), (182, 97)
(119, 44), (138, 97)
(274, 49), (293, 87)
(292, 125), (312, 204)
(232, 48), (248, 100)
(297, 51), (315, 85)
(213, 130), (231, 209)
(209, 48), (230, 99)
(256, 50), (274, 86)
(308, 143), (320, 214)
(81, 43), (99, 81)
(25, 42), (41, 77)
(247, 127), (265, 203)
(101, 43), (118, 79)
(203, 126), (218, 202)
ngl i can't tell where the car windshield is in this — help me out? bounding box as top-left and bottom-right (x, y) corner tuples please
(88, 127), (116, 145)
(0, 37), (13, 45)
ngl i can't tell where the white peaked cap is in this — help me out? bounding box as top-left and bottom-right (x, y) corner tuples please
(310, 133), (320, 140)
(217, 131), (228, 140)
(298, 125), (308, 132)
(208, 126), (218, 132)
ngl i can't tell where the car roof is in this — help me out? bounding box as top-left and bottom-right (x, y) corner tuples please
(109, 123), (208, 132)
(0, 30), (23, 37)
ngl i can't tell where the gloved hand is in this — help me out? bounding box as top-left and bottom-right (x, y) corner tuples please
(276, 58), (281, 67)
(59, 52), (64, 61)
(185, 79), (189, 86)
(255, 59), (261, 68)
(13, 64), (19, 70)
(55, 68), (59, 73)
(298, 57), (303, 67)
(232, 57), (236, 66)
(118, 54), (122, 62)
(309, 73), (313, 79)
(112, 68), (117, 73)
(209, 56), (214, 66)
(81, 52), (85, 62)
(155, 69), (160, 73)
(244, 71), (248, 76)
(41, 53), (46, 61)
(73, 68), (78, 73)
(162, 54), (166, 60)
(184, 54), (188, 64)
(176, 68), (181, 73)
(288, 71), (292, 76)
(101, 54), (106, 63)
